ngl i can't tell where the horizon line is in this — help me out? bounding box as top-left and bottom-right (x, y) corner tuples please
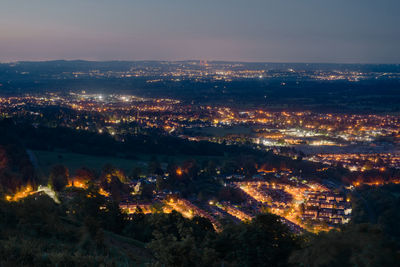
(1, 59), (399, 66)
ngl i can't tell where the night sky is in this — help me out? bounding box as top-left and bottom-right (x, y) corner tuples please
(1, 0), (399, 63)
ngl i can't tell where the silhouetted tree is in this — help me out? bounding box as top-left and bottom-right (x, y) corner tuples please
(49, 164), (69, 191)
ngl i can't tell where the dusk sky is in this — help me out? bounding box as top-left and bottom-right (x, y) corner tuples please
(1, 0), (399, 63)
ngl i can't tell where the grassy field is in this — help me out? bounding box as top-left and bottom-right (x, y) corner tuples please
(31, 149), (223, 176)
(31, 150), (146, 175)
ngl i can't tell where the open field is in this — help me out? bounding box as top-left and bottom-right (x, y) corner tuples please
(31, 150), (146, 175)
(31, 149), (223, 176)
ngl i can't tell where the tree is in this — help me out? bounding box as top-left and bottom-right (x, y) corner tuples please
(146, 212), (218, 267)
(74, 167), (96, 182)
(156, 176), (166, 191)
(130, 166), (142, 180)
(49, 164), (69, 191)
(148, 156), (163, 175)
(214, 213), (300, 267)
(290, 224), (399, 267)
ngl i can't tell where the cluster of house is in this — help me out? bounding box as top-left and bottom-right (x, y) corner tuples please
(302, 191), (352, 225)
(119, 202), (153, 214)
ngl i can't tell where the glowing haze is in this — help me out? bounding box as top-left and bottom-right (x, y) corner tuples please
(1, 0), (399, 63)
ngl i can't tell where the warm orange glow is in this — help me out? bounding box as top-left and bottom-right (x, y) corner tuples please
(105, 170), (126, 183)
(258, 168), (277, 173)
(120, 204), (153, 214)
(67, 178), (88, 189)
(164, 197), (221, 231)
(5, 184), (35, 202)
(353, 178), (400, 187)
(222, 204), (253, 222)
(236, 181), (334, 233)
(176, 168), (183, 176)
(99, 187), (110, 197)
